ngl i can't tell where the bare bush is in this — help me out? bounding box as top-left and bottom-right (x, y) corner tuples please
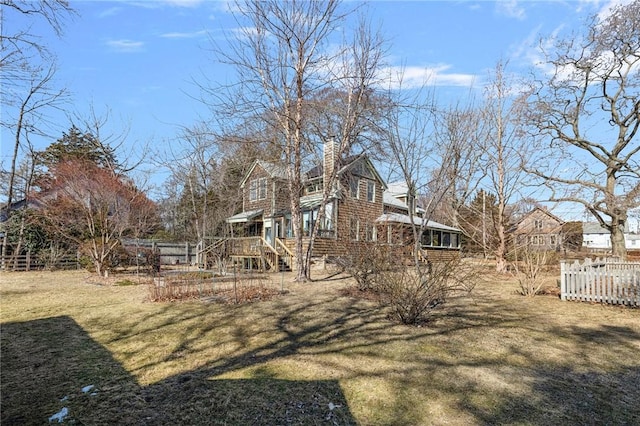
(334, 243), (395, 291)
(377, 259), (477, 325)
(511, 244), (548, 297)
(148, 273), (281, 303)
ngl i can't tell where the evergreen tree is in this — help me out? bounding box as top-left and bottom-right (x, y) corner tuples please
(38, 125), (118, 171)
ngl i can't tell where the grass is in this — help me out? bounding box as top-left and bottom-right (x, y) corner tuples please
(1, 265), (639, 425)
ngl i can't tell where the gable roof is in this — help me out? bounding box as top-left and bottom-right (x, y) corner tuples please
(514, 206), (565, 228)
(0, 199), (42, 223)
(583, 222), (631, 234)
(240, 160), (288, 188)
(383, 191), (409, 210)
(304, 153), (388, 189)
(305, 154), (357, 179)
(339, 154), (387, 189)
(385, 181), (410, 198)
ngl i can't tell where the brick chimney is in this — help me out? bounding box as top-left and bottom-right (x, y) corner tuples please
(323, 137), (338, 190)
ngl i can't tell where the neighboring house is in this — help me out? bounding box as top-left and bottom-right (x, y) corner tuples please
(0, 199), (41, 238)
(216, 142), (462, 271)
(512, 207), (565, 251)
(582, 222), (637, 250)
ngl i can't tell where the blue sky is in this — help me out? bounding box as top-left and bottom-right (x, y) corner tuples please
(2, 0), (634, 223)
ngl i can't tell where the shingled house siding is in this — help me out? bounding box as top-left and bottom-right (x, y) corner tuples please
(513, 207), (564, 251)
(336, 177), (384, 244)
(244, 165), (272, 215)
(273, 181), (291, 215)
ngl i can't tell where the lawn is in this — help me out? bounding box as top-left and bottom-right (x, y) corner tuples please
(1, 265), (639, 425)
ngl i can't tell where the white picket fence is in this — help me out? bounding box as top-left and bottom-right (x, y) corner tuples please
(560, 258), (640, 306)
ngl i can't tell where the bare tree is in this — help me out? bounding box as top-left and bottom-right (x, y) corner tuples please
(0, 0), (74, 71)
(155, 122), (266, 242)
(204, 0), (386, 281)
(482, 61), (532, 273)
(1, 0), (74, 269)
(525, 1), (640, 260)
(431, 99), (487, 230)
(382, 78), (440, 267)
(1, 63), (69, 269)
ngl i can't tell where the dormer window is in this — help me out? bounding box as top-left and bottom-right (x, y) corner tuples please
(306, 180), (322, 194)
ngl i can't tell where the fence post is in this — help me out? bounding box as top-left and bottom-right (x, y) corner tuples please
(560, 260), (567, 301)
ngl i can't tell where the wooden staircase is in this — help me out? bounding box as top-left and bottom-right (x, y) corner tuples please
(207, 236), (293, 273)
(261, 238), (293, 272)
(197, 238), (229, 270)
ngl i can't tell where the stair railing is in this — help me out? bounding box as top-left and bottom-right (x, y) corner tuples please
(274, 238), (294, 271)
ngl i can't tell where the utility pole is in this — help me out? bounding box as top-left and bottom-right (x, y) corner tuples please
(482, 190), (487, 259)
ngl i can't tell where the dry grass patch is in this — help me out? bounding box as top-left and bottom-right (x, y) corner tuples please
(1, 267), (639, 425)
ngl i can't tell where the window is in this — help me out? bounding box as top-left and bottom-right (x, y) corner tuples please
(550, 235), (557, 246)
(258, 178), (267, 200)
(302, 204), (335, 238)
(249, 179), (257, 201)
(350, 177), (359, 199)
(303, 210), (316, 236)
(451, 233), (459, 248)
(350, 218), (359, 241)
(249, 178), (267, 201)
(388, 224), (403, 244)
(442, 232), (451, 247)
(306, 181), (322, 194)
(321, 203), (334, 231)
(421, 230), (431, 247)
(432, 231), (441, 247)
(365, 223), (376, 241)
(285, 216), (293, 238)
(534, 219), (543, 230)
(367, 181), (375, 202)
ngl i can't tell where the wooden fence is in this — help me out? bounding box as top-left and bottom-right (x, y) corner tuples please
(1, 252), (80, 272)
(121, 239), (197, 265)
(560, 258), (640, 306)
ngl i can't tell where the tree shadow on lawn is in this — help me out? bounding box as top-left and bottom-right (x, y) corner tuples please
(455, 323), (640, 426)
(1, 316), (357, 425)
(4, 287), (639, 425)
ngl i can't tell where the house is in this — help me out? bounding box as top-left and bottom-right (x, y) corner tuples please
(0, 198), (42, 238)
(512, 207), (565, 251)
(212, 142), (462, 271)
(582, 222), (638, 251)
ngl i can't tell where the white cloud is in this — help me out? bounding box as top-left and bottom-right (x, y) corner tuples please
(496, 0), (526, 20)
(163, 0), (203, 7)
(380, 64), (477, 90)
(160, 29), (209, 39)
(596, 0), (634, 20)
(97, 6), (122, 18)
(106, 39), (145, 53)
(123, 0), (203, 9)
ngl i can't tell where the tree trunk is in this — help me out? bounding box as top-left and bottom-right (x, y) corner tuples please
(610, 220), (627, 261)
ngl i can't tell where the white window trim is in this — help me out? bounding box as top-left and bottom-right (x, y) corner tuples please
(367, 181), (375, 202)
(350, 177), (359, 199)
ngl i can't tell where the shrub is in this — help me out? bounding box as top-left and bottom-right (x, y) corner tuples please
(334, 243), (394, 291)
(338, 243), (477, 325)
(511, 245), (548, 297)
(148, 273), (281, 303)
(377, 259), (477, 325)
